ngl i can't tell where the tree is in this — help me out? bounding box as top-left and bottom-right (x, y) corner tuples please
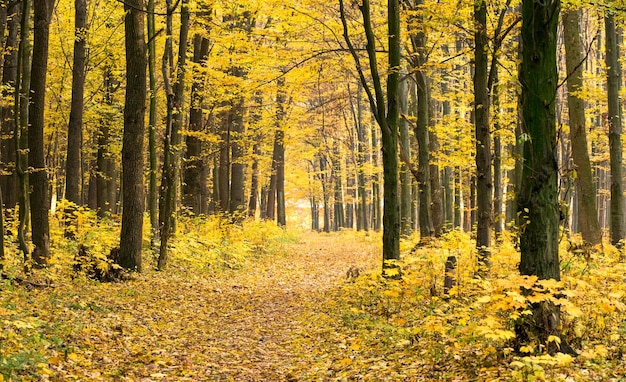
(65, 0), (87, 205)
(158, 0), (190, 270)
(147, 0), (158, 241)
(405, 0), (434, 241)
(183, 34), (211, 215)
(474, 0), (492, 269)
(517, 0), (574, 354)
(118, 0), (146, 271)
(0, 2), (19, 209)
(340, 0), (401, 268)
(561, 8), (601, 246)
(605, 11), (624, 247)
(266, 77), (287, 227)
(29, 0), (54, 267)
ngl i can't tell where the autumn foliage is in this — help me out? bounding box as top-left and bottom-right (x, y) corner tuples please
(2, 216), (626, 380)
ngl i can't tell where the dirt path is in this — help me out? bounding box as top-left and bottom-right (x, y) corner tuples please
(193, 232), (380, 381)
(32, 231), (380, 381)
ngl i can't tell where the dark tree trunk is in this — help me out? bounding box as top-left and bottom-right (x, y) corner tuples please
(517, 0), (574, 354)
(605, 13), (624, 247)
(340, 0), (400, 266)
(65, 0), (87, 205)
(96, 67), (117, 217)
(332, 140), (344, 230)
(429, 130), (443, 236)
(158, 0), (189, 270)
(183, 35), (210, 214)
(562, 9), (601, 245)
(355, 83), (369, 231)
(371, 124), (381, 231)
(28, 0), (53, 266)
(474, 0), (492, 269)
(228, 96), (246, 219)
(119, 0), (146, 272)
(0, 2), (18, 209)
(319, 153), (330, 232)
(267, 77), (286, 226)
(15, 0), (30, 261)
(147, 0), (158, 241)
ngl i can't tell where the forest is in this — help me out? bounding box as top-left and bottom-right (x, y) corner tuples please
(2, 0), (626, 380)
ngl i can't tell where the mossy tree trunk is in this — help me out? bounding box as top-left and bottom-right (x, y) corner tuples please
(517, 0), (574, 354)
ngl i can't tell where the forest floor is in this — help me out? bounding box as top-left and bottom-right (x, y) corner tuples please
(3, 219), (626, 381)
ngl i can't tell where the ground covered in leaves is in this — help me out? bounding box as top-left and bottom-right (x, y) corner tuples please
(2, 213), (626, 381)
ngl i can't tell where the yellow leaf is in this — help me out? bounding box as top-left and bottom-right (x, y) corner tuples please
(510, 360), (525, 368)
(339, 358), (352, 366)
(547, 335), (561, 344)
(384, 289), (400, 298)
(564, 304), (582, 317)
(476, 295), (491, 303)
(610, 333), (620, 342)
(395, 317), (407, 326)
(520, 345), (533, 353)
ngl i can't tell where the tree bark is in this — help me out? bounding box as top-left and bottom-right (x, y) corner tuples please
(65, 0), (87, 205)
(0, 2), (19, 209)
(96, 66), (117, 217)
(183, 35), (210, 215)
(399, 77), (412, 236)
(605, 12), (624, 247)
(562, 9), (602, 246)
(147, 0), (158, 241)
(340, 0), (400, 266)
(159, 0), (189, 270)
(406, 0), (434, 241)
(29, 0), (53, 267)
(517, 0), (574, 354)
(15, 0), (30, 261)
(118, 0), (146, 272)
(474, 0), (492, 270)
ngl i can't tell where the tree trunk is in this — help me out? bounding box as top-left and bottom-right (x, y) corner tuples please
(0, 2), (19, 209)
(158, 0), (189, 270)
(429, 130), (443, 236)
(605, 12), (624, 247)
(517, 0), (574, 354)
(183, 35), (210, 215)
(474, 0), (492, 269)
(408, 0), (434, 241)
(65, 0), (87, 205)
(493, 72), (503, 241)
(332, 140), (344, 230)
(96, 66), (116, 217)
(29, 0), (53, 267)
(118, 0), (146, 272)
(267, 77), (286, 226)
(15, 0), (30, 261)
(399, 76), (412, 236)
(147, 0), (158, 241)
(228, 96), (246, 219)
(355, 82), (369, 231)
(562, 9), (601, 245)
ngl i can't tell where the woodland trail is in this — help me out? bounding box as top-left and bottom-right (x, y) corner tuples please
(191, 231), (380, 381)
(194, 232), (379, 381)
(13, 231), (380, 381)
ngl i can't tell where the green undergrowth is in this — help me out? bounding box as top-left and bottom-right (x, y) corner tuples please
(293, 230), (626, 381)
